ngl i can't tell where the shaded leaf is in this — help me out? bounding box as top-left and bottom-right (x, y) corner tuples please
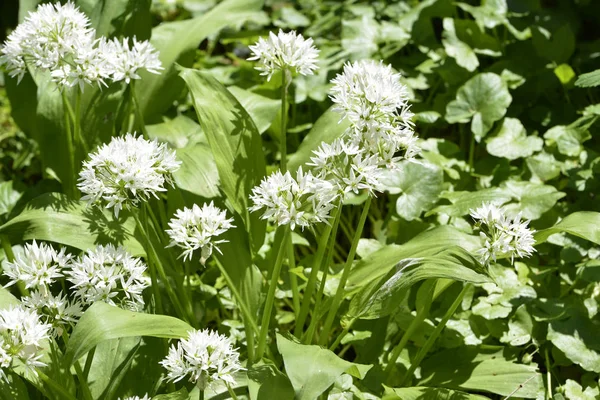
(486, 118), (543, 160)
(535, 212), (600, 245)
(229, 86), (281, 135)
(383, 385), (490, 400)
(548, 314), (600, 373)
(575, 69), (600, 88)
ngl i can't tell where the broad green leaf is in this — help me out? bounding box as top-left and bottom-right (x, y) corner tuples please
(380, 161), (443, 221)
(575, 69), (600, 88)
(0, 286), (21, 309)
(532, 25), (575, 64)
(180, 68), (266, 251)
(456, 0), (506, 30)
(554, 64), (576, 85)
(147, 115), (205, 149)
(18, 0), (42, 22)
(564, 380), (600, 400)
(543, 116), (594, 157)
(486, 118), (543, 160)
(428, 188), (512, 218)
(526, 151), (562, 182)
(0, 181), (22, 216)
(288, 108), (349, 171)
(445, 73), (512, 141)
(348, 226), (481, 289)
(152, 388), (189, 399)
(137, 0), (264, 121)
(419, 347), (542, 398)
(383, 386), (490, 400)
(0, 372), (30, 400)
(501, 181), (565, 220)
(500, 304), (533, 346)
(442, 18), (478, 72)
(228, 86), (281, 134)
(535, 212), (600, 245)
(547, 314), (600, 373)
(248, 362), (295, 400)
(348, 247), (490, 319)
(276, 334), (371, 400)
(76, 0), (151, 39)
(173, 144), (220, 199)
(0, 193), (144, 255)
(64, 302), (192, 365)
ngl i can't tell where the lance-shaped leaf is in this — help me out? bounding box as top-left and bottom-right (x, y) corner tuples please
(535, 212), (600, 245)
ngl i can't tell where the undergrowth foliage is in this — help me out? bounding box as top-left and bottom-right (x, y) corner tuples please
(0, 0), (599, 399)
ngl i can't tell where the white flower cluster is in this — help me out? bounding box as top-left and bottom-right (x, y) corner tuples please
(249, 168), (338, 230)
(3, 241), (81, 336)
(470, 203), (536, 265)
(118, 396), (150, 400)
(0, 306), (51, 381)
(78, 133), (181, 217)
(248, 29), (319, 81)
(166, 202), (235, 264)
(0, 2), (162, 90)
(160, 329), (243, 390)
(67, 244), (149, 311)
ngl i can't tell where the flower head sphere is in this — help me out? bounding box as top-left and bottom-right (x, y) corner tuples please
(0, 2), (98, 85)
(106, 37), (163, 84)
(470, 203), (536, 266)
(166, 202), (235, 264)
(309, 138), (382, 195)
(160, 329), (243, 390)
(67, 244), (149, 311)
(0, 306), (51, 381)
(3, 240), (71, 294)
(78, 133), (181, 217)
(248, 29), (319, 81)
(22, 291), (82, 337)
(249, 167), (338, 230)
(330, 60), (413, 130)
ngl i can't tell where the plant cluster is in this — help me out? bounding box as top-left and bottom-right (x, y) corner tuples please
(0, 0), (599, 400)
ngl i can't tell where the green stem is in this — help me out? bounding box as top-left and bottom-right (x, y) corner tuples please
(38, 370), (78, 400)
(319, 197), (371, 346)
(329, 318), (355, 351)
(82, 346), (95, 380)
(280, 70), (288, 172)
(226, 384), (239, 400)
(199, 389), (204, 400)
(61, 91), (77, 198)
(545, 347), (552, 399)
(304, 206), (342, 344)
(288, 239), (300, 315)
(384, 282), (435, 382)
(214, 257), (260, 338)
(468, 131), (475, 172)
(74, 89), (88, 154)
(399, 283), (471, 386)
(62, 327), (93, 400)
(295, 203), (342, 338)
(130, 80), (148, 139)
(255, 228), (290, 362)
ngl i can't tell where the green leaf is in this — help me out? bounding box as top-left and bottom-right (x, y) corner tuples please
(152, 388), (189, 400)
(419, 347), (542, 398)
(564, 379), (600, 400)
(348, 226), (481, 290)
(500, 181), (565, 220)
(547, 314), (600, 373)
(76, 0), (151, 39)
(348, 246), (490, 319)
(442, 18), (479, 72)
(575, 69), (600, 88)
(500, 304), (533, 346)
(0, 372), (30, 400)
(0, 181), (22, 216)
(445, 73), (512, 141)
(146, 115), (205, 149)
(532, 25), (575, 64)
(554, 64), (576, 85)
(137, 0), (264, 121)
(288, 108), (349, 172)
(179, 68), (266, 251)
(535, 212), (600, 245)
(0, 286), (21, 309)
(228, 86), (280, 134)
(380, 161), (443, 221)
(543, 117), (594, 157)
(0, 193), (144, 255)
(276, 334), (371, 400)
(64, 302), (192, 365)
(248, 362), (295, 400)
(173, 144), (220, 199)
(428, 188), (512, 218)
(383, 386), (490, 400)
(485, 118), (543, 160)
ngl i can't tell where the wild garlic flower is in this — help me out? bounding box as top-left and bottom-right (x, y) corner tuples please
(248, 29), (319, 81)
(249, 168), (338, 230)
(3, 241), (71, 295)
(67, 244), (149, 311)
(78, 133), (181, 217)
(0, 306), (51, 381)
(105, 37), (163, 84)
(160, 329), (243, 390)
(470, 203), (536, 265)
(22, 291), (82, 337)
(308, 138), (381, 195)
(0, 2), (95, 84)
(166, 202), (235, 264)
(330, 60), (413, 130)
(118, 396), (149, 400)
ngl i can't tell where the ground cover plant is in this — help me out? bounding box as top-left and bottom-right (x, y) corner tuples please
(0, 0), (599, 399)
